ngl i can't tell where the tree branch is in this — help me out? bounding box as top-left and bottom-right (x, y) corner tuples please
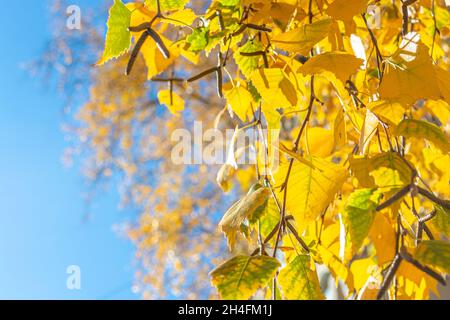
(417, 187), (450, 210)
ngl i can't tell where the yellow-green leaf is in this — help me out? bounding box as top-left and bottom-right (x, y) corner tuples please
(97, 0), (132, 65)
(396, 119), (450, 154)
(210, 255), (280, 300)
(257, 198), (280, 242)
(342, 189), (382, 261)
(278, 255), (324, 300)
(145, 0), (188, 11)
(350, 152), (412, 189)
(234, 41), (264, 79)
(414, 240), (450, 274)
(432, 205), (450, 237)
(187, 27), (209, 52)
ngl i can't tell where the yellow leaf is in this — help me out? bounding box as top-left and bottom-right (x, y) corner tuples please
(359, 109), (379, 155)
(277, 143), (317, 169)
(326, 0), (368, 22)
(303, 127), (334, 157)
(369, 213), (396, 265)
(425, 100), (450, 126)
(145, 0), (188, 11)
(138, 33), (179, 79)
(315, 244), (354, 291)
(350, 258), (378, 292)
(397, 261), (439, 299)
(299, 52), (363, 84)
(434, 66), (450, 106)
(164, 8), (197, 27)
(274, 156), (348, 232)
(396, 262), (438, 299)
(379, 43), (442, 105)
(334, 107), (347, 148)
(158, 89), (185, 114)
(272, 19), (332, 55)
(368, 100), (407, 126)
(250, 68), (298, 108)
(225, 85), (254, 122)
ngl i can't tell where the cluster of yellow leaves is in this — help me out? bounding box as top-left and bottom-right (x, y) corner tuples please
(93, 0), (450, 300)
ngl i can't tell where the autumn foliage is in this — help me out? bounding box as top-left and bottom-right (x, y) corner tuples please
(65, 0), (450, 299)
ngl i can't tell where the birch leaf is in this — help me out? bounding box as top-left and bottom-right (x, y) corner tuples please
(278, 255), (324, 300)
(210, 255), (280, 300)
(97, 0), (132, 65)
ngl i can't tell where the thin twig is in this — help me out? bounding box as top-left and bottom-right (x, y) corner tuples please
(376, 184), (411, 212)
(377, 254), (402, 300)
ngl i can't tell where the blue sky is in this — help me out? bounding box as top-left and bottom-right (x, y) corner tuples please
(0, 1), (139, 299)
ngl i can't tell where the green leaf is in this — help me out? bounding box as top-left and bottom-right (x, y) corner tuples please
(145, 0), (188, 11)
(97, 0), (132, 65)
(342, 188), (381, 261)
(187, 27), (210, 52)
(247, 81), (262, 102)
(432, 205), (450, 237)
(414, 240), (450, 274)
(234, 40), (264, 79)
(210, 255), (280, 300)
(278, 255), (324, 300)
(396, 119), (450, 154)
